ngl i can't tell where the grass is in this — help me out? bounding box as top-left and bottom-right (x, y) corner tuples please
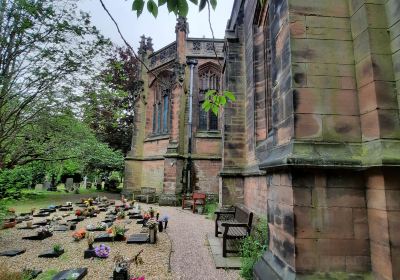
(204, 202), (218, 220)
(1, 187), (108, 213)
(35, 270), (59, 280)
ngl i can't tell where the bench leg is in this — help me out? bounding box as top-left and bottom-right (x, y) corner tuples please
(223, 237), (227, 257)
(215, 220), (219, 237)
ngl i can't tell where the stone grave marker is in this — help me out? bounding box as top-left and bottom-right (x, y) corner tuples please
(0, 249), (26, 257)
(52, 268), (88, 280)
(34, 184), (43, 191)
(44, 181), (51, 191)
(38, 248), (64, 258)
(65, 178), (74, 192)
(126, 234), (149, 244)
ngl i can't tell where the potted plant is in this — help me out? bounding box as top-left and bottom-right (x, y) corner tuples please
(84, 232), (96, 259)
(53, 244), (64, 256)
(147, 218), (158, 244)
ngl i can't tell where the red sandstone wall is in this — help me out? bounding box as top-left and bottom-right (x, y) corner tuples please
(193, 159), (221, 194)
(194, 138), (221, 155)
(141, 160), (164, 193)
(142, 139), (169, 157)
(243, 176), (268, 216)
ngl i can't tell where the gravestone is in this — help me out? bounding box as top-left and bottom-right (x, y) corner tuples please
(38, 249), (64, 258)
(52, 268), (88, 280)
(44, 181), (51, 191)
(0, 249), (26, 257)
(53, 225), (68, 232)
(22, 232), (53, 240)
(65, 178), (74, 192)
(35, 184), (44, 191)
(126, 234), (149, 244)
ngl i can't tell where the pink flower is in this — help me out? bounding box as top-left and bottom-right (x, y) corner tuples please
(130, 277), (145, 280)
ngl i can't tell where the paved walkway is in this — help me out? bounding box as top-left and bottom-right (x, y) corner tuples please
(160, 206), (242, 280)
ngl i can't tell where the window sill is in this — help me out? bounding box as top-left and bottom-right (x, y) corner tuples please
(144, 134), (170, 142)
(195, 131), (222, 139)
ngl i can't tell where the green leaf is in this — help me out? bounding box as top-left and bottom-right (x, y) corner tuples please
(202, 101), (211, 112)
(199, 0), (207, 11)
(205, 89), (216, 98)
(224, 90), (236, 101)
(167, 0), (178, 14)
(147, 0), (158, 17)
(189, 0), (198, 4)
(219, 95), (226, 105)
(211, 105), (219, 116)
(158, 0), (167, 6)
(132, 0), (145, 17)
(210, 0), (217, 10)
(177, 0), (189, 17)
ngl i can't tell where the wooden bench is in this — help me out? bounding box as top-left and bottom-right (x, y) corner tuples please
(135, 187), (156, 204)
(215, 204), (253, 257)
(182, 192), (206, 213)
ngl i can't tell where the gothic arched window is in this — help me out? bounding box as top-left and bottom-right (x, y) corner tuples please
(152, 73), (172, 135)
(198, 63), (221, 131)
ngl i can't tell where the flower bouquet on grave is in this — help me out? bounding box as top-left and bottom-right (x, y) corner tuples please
(94, 244), (110, 258)
(107, 224), (126, 241)
(37, 225), (53, 238)
(130, 277), (145, 280)
(72, 228), (87, 241)
(75, 209), (83, 217)
(117, 211), (126, 220)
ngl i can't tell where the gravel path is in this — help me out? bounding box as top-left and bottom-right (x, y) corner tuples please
(160, 207), (241, 280)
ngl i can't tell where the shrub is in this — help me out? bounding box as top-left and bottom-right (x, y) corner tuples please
(204, 202), (218, 220)
(240, 218), (268, 280)
(0, 166), (33, 199)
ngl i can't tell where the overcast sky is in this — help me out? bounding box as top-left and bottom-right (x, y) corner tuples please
(78, 0), (233, 51)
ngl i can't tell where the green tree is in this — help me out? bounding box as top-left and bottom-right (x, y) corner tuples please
(82, 47), (140, 155)
(0, 0), (111, 168)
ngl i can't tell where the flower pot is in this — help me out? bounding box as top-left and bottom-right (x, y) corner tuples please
(158, 221), (163, 232)
(149, 228), (157, 244)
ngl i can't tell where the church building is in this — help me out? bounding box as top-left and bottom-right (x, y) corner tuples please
(125, 0), (400, 279)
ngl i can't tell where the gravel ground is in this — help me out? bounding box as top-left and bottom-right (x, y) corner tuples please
(0, 201), (173, 280)
(160, 207), (242, 280)
(1, 201), (241, 280)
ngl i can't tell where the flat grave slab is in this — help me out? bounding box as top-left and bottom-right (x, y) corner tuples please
(22, 233), (53, 240)
(17, 225), (39, 230)
(38, 249), (64, 258)
(33, 212), (50, 217)
(40, 208), (56, 213)
(53, 225), (69, 232)
(126, 234), (149, 244)
(59, 207), (73, 211)
(67, 217), (85, 223)
(33, 220), (49, 226)
(0, 249), (26, 257)
(94, 233), (126, 242)
(52, 268), (88, 280)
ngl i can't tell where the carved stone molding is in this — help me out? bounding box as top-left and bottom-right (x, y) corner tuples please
(175, 16), (189, 33)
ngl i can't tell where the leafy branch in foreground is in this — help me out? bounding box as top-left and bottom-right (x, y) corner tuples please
(132, 0), (217, 17)
(202, 90), (236, 116)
